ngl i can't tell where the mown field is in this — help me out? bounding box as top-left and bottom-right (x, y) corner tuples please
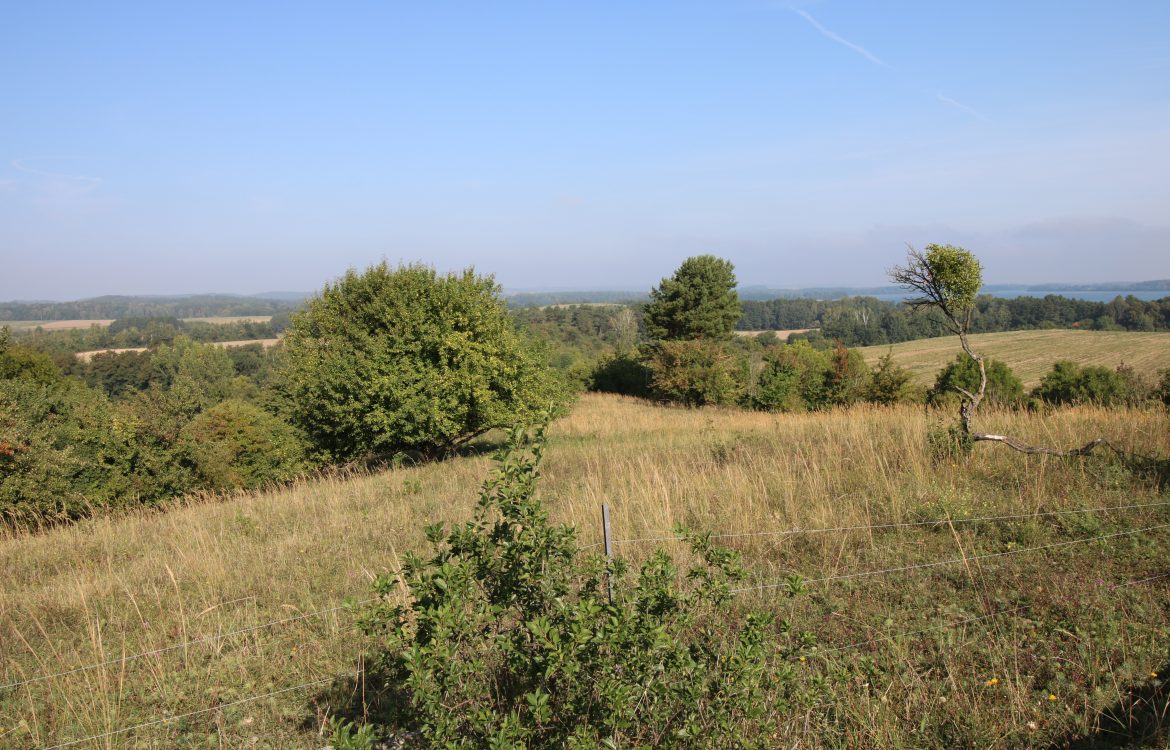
(1, 316), (273, 332)
(858, 330), (1170, 388)
(1, 395), (1169, 748)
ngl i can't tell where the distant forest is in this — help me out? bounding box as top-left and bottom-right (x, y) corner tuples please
(5, 291), (1170, 351)
(0, 295), (300, 321)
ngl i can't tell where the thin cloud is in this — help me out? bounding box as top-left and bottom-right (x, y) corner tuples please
(936, 93), (991, 123)
(11, 157), (103, 189)
(793, 8), (890, 68)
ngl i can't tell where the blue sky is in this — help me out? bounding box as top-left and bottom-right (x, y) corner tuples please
(2, 1), (1168, 299)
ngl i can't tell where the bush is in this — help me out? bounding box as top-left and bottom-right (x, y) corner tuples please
(588, 350), (652, 397)
(866, 351), (919, 405)
(1032, 361), (1133, 406)
(0, 378), (134, 525)
(177, 400), (308, 491)
(344, 424), (791, 748)
(645, 339), (742, 406)
(278, 262), (564, 461)
(928, 355), (1024, 408)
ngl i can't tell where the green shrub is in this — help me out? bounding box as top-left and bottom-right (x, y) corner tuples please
(0, 329), (62, 385)
(278, 262), (564, 461)
(344, 424), (790, 748)
(177, 400), (308, 491)
(645, 339), (742, 406)
(928, 354), (1024, 408)
(865, 351), (920, 405)
(0, 378), (134, 525)
(1032, 361), (1129, 406)
(588, 350), (652, 397)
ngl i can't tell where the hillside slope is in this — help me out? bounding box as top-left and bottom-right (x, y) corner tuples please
(1, 395), (1168, 747)
(857, 329), (1170, 388)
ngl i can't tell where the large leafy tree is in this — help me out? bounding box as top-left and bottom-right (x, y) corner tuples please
(278, 262), (562, 461)
(644, 255), (741, 341)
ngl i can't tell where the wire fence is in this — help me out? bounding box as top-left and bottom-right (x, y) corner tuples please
(0, 598), (377, 693)
(604, 499), (1170, 547)
(729, 521), (1170, 594)
(30, 566), (1170, 750)
(9, 497), (1170, 748)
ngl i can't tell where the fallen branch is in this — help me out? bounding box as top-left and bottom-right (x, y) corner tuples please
(971, 433), (1115, 457)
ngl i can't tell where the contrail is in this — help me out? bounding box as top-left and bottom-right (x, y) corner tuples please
(12, 157), (102, 186)
(936, 93), (992, 123)
(793, 8), (890, 68)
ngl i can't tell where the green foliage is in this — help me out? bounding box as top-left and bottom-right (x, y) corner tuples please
(645, 339), (742, 407)
(926, 419), (974, 462)
(928, 355), (1024, 408)
(0, 329), (62, 385)
(348, 425), (788, 748)
(1032, 361), (1132, 406)
(150, 336), (237, 409)
(0, 378), (134, 525)
(866, 350), (919, 405)
(644, 255), (741, 341)
(1156, 369), (1170, 407)
(177, 400), (308, 491)
(588, 350), (652, 397)
(278, 262), (564, 461)
(77, 350), (155, 398)
(824, 340), (871, 407)
(922, 244), (983, 312)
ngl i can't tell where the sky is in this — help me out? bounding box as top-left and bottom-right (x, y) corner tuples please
(2, 1), (1169, 300)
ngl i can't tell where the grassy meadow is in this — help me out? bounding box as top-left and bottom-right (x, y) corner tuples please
(857, 330), (1170, 389)
(2, 394), (1169, 748)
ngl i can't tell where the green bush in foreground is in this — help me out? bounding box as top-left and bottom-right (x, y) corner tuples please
(344, 424), (790, 748)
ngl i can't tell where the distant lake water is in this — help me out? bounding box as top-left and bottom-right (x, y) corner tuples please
(857, 289), (1167, 303)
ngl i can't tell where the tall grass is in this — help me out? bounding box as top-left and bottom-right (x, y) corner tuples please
(1, 394), (1168, 748)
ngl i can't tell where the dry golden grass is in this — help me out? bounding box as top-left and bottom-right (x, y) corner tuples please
(858, 329), (1170, 388)
(734, 328), (814, 340)
(1, 320), (114, 332)
(1, 394), (1168, 747)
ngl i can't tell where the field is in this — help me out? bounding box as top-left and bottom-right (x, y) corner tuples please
(0, 320), (115, 331)
(182, 316), (273, 324)
(735, 327), (815, 340)
(858, 330), (1170, 388)
(2, 394), (1169, 747)
(74, 339), (281, 361)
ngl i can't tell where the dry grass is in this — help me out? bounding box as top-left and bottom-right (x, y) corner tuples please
(1, 394), (1168, 747)
(734, 328), (815, 340)
(858, 329), (1170, 388)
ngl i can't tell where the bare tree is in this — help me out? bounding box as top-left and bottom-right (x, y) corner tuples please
(890, 244), (1110, 457)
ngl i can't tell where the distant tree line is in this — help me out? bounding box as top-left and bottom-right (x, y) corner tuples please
(740, 294), (1170, 346)
(0, 294), (300, 321)
(12, 315), (291, 362)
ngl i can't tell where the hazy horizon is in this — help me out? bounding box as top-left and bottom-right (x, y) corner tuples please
(3, 2), (1168, 299)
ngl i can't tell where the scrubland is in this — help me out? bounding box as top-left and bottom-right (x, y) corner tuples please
(2, 394), (1169, 748)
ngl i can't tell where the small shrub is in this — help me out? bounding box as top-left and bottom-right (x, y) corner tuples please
(928, 355), (1024, 408)
(645, 339), (742, 407)
(588, 350), (652, 397)
(177, 399), (308, 491)
(927, 419), (973, 463)
(343, 423), (790, 748)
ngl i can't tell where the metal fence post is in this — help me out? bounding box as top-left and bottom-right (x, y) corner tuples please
(602, 503), (614, 604)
